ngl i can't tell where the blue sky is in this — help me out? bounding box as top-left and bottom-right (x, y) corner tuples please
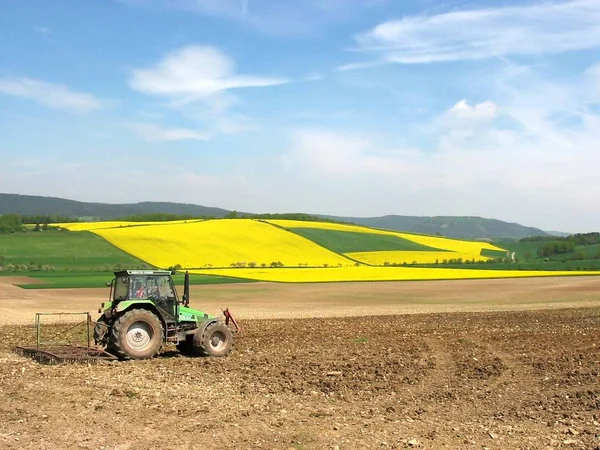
(1, 0), (600, 232)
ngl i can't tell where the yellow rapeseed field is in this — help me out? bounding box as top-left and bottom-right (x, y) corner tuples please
(267, 219), (505, 255)
(345, 251), (490, 265)
(92, 219), (353, 269)
(189, 266), (599, 283)
(58, 218), (598, 283)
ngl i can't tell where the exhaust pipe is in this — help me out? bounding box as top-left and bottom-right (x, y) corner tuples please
(183, 271), (190, 307)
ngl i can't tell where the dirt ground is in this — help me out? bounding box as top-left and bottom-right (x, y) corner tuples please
(2, 276), (600, 324)
(0, 277), (599, 449)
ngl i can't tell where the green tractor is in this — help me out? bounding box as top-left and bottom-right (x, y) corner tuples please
(94, 270), (239, 360)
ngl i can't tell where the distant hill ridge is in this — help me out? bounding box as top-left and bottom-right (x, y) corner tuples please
(319, 215), (549, 240)
(0, 193), (229, 219)
(0, 193), (550, 239)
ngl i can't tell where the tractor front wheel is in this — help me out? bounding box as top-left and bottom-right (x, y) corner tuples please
(193, 321), (233, 357)
(109, 309), (164, 360)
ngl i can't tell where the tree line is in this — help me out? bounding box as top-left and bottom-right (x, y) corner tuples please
(0, 213), (78, 234)
(120, 211), (351, 225)
(520, 232), (600, 257)
(521, 232), (600, 246)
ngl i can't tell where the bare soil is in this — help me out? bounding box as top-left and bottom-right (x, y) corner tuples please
(0, 277), (599, 449)
(2, 276), (600, 324)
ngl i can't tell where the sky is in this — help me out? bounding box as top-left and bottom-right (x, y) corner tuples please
(1, 0), (600, 232)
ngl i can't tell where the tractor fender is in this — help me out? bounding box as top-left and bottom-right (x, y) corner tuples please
(115, 300), (156, 313)
(191, 318), (221, 344)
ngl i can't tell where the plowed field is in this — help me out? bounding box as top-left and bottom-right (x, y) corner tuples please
(0, 277), (599, 449)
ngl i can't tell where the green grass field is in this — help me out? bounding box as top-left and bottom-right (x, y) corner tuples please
(490, 241), (600, 262)
(5, 271), (252, 289)
(0, 230), (149, 270)
(480, 248), (510, 258)
(492, 241), (549, 258)
(287, 228), (446, 253)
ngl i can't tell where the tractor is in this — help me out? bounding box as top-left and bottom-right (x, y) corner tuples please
(94, 270), (239, 360)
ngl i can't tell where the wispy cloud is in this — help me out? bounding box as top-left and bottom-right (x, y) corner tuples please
(129, 45), (288, 101)
(121, 0), (390, 37)
(127, 123), (209, 142)
(585, 62), (600, 100)
(345, 0), (600, 67)
(0, 77), (103, 113)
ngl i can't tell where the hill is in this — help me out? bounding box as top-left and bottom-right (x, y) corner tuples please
(1, 193), (550, 239)
(0, 193), (230, 219)
(320, 215), (549, 239)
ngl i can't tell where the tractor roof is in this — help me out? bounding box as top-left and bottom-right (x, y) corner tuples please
(113, 269), (173, 277)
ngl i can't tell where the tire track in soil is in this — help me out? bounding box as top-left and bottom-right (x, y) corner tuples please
(420, 336), (455, 390)
(399, 336), (458, 410)
(454, 334), (532, 391)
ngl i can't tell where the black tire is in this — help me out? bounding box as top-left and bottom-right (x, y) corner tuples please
(93, 314), (109, 346)
(192, 321), (233, 357)
(109, 309), (164, 360)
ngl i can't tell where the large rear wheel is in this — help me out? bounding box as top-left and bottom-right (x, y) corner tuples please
(109, 309), (164, 360)
(192, 321), (233, 357)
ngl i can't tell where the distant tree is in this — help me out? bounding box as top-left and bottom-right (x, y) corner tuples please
(537, 241), (576, 257)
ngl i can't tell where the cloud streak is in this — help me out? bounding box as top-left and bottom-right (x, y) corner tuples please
(0, 77), (103, 113)
(129, 45), (288, 100)
(127, 122), (209, 142)
(346, 0), (600, 66)
(160, 0), (389, 37)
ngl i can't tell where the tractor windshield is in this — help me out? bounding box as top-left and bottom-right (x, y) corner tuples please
(128, 275), (177, 301)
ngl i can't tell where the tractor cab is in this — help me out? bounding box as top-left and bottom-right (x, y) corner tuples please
(111, 270), (177, 301)
(111, 270), (179, 318)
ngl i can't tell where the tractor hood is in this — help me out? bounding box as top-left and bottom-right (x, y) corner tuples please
(178, 305), (213, 322)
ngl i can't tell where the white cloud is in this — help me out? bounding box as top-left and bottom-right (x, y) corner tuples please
(0, 77), (103, 113)
(127, 123), (209, 142)
(129, 45), (288, 101)
(448, 100), (498, 121)
(128, 45), (286, 141)
(347, 0), (600, 66)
